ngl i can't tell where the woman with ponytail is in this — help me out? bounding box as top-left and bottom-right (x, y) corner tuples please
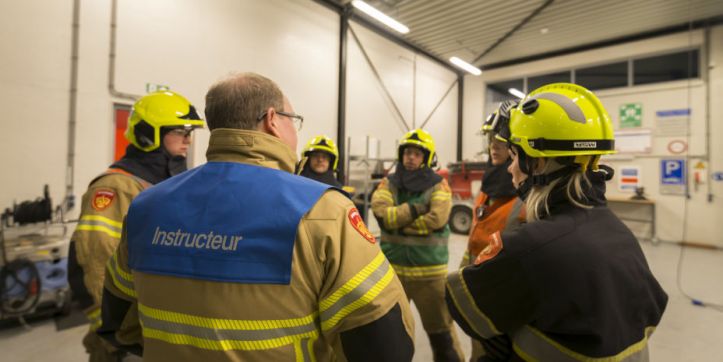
(446, 83), (667, 361)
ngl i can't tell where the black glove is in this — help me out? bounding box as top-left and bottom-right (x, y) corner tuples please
(407, 203), (428, 220)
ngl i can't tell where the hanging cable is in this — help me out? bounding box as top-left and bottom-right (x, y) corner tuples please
(674, 3), (723, 313)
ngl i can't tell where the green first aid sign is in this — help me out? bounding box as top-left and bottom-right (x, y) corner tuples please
(619, 103), (642, 128)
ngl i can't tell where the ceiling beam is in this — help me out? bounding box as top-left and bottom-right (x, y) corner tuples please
(481, 15), (723, 71)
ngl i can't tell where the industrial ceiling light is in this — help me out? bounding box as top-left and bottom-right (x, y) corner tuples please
(351, 0), (409, 34)
(449, 57), (481, 76)
(508, 88), (526, 99)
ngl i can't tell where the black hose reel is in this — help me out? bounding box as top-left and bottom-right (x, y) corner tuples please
(0, 258), (42, 317)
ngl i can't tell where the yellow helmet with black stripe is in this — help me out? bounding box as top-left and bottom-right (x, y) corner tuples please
(125, 91), (205, 152)
(504, 83), (616, 158)
(302, 135), (339, 171)
(398, 129), (437, 168)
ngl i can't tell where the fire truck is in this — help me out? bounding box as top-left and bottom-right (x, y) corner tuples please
(437, 161), (486, 234)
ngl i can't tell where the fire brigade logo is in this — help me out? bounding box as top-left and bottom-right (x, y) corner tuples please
(474, 231), (503, 265)
(348, 208), (376, 244)
(92, 190), (115, 211)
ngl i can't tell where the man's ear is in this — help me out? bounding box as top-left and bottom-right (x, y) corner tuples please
(259, 107), (282, 138)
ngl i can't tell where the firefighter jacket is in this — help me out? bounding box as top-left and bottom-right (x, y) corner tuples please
(371, 176), (452, 281)
(463, 193), (524, 265)
(67, 167), (151, 330)
(446, 175), (668, 361)
(98, 129), (415, 362)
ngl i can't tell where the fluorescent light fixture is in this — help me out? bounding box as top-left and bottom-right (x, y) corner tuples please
(509, 88), (526, 99)
(449, 57), (481, 76)
(351, 0), (409, 34)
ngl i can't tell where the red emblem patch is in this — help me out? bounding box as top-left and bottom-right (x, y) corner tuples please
(91, 190), (115, 211)
(348, 208), (376, 244)
(474, 231), (503, 265)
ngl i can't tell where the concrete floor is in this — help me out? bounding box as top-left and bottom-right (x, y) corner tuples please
(1, 234), (722, 361)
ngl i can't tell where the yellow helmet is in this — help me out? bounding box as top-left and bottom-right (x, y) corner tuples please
(504, 83), (615, 158)
(125, 91), (205, 152)
(302, 135), (339, 171)
(398, 129), (437, 168)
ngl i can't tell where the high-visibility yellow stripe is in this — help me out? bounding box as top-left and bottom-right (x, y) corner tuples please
(111, 252), (134, 283)
(431, 195), (452, 202)
(86, 308), (101, 319)
(320, 252), (386, 311)
(106, 252), (136, 298)
(392, 264), (447, 278)
(512, 325), (656, 362)
(294, 336), (317, 362)
(80, 214), (123, 228)
(86, 308), (102, 330)
(385, 207), (398, 229)
(106, 264), (136, 298)
(294, 339), (304, 362)
(416, 218), (429, 234)
(307, 336), (317, 362)
(392, 207), (398, 227)
(142, 326), (319, 352)
(321, 267), (394, 331)
(76, 224), (121, 239)
(445, 270), (501, 338)
(139, 303), (316, 331)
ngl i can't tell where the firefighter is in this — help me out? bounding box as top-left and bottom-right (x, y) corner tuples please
(461, 100), (525, 362)
(98, 72), (415, 361)
(371, 129), (464, 362)
(446, 83), (667, 361)
(67, 90), (204, 361)
(297, 135), (343, 187)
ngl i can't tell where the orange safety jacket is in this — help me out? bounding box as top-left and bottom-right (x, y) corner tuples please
(466, 193), (524, 262)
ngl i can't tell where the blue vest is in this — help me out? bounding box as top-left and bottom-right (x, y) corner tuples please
(126, 162), (331, 285)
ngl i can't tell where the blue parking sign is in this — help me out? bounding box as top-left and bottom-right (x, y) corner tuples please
(661, 159), (685, 185)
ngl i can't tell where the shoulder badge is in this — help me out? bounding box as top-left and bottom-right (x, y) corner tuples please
(348, 208), (376, 244)
(91, 189), (115, 211)
(474, 231), (503, 265)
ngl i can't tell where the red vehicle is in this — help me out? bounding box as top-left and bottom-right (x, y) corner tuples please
(437, 161), (486, 234)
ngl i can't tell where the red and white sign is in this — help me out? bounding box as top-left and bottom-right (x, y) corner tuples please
(619, 166), (641, 192)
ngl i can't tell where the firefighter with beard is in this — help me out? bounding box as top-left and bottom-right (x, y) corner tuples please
(446, 83), (667, 361)
(371, 129), (464, 361)
(460, 100), (526, 361)
(297, 135), (343, 188)
(67, 91), (204, 361)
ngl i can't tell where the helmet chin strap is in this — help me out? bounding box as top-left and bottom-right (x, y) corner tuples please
(512, 145), (580, 201)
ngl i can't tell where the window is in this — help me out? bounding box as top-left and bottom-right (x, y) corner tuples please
(528, 71), (570, 91)
(576, 61), (628, 90)
(633, 50), (699, 85)
(485, 79), (523, 118)
(487, 79), (524, 97)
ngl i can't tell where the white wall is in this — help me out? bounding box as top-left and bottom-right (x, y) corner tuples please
(0, 0), (462, 220)
(0, 0), (73, 214)
(464, 27), (723, 247)
(345, 22), (458, 168)
(1, 0), (340, 218)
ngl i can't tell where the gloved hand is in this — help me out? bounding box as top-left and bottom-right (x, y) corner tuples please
(407, 203), (428, 220)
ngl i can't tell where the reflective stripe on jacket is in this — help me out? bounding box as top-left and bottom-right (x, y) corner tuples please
(447, 204), (667, 360)
(101, 129), (415, 361)
(371, 177), (452, 280)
